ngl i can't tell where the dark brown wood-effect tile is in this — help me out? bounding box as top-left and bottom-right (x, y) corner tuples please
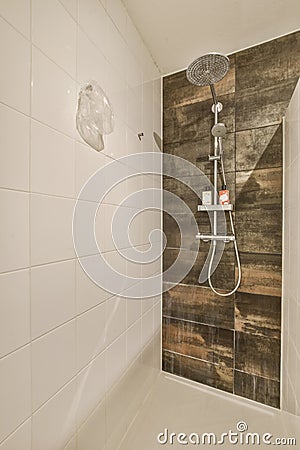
(234, 370), (280, 408)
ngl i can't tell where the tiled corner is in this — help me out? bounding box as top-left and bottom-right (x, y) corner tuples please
(282, 78), (300, 416)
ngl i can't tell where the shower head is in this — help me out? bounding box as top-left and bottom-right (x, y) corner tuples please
(186, 53), (230, 87)
(211, 122), (226, 138)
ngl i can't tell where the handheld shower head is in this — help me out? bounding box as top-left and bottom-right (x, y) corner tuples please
(186, 53), (230, 87)
(211, 122), (226, 138)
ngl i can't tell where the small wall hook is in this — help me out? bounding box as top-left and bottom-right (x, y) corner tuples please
(137, 132), (144, 141)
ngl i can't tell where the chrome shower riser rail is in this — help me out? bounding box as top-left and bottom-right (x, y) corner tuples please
(186, 52), (241, 297)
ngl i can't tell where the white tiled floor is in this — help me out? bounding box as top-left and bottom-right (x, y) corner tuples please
(119, 373), (300, 450)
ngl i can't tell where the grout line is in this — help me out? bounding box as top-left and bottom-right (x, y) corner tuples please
(57, 0), (78, 23)
(162, 348), (222, 367)
(0, 241), (161, 276)
(162, 314), (234, 331)
(0, 417), (32, 447)
(0, 12), (30, 41)
(0, 281), (157, 362)
(234, 368), (281, 383)
(28, 1), (34, 447)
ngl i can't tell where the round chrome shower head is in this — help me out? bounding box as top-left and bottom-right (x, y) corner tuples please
(186, 53), (230, 87)
(211, 122), (226, 138)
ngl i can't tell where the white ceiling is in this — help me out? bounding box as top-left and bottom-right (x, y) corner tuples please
(122, 0), (300, 75)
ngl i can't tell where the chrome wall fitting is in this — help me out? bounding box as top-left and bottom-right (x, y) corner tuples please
(211, 102), (223, 113)
(196, 233), (235, 242)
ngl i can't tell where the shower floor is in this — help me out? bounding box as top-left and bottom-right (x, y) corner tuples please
(119, 373), (300, 449)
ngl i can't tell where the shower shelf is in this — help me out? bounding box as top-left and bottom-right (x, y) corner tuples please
(198, 204), (233, 212)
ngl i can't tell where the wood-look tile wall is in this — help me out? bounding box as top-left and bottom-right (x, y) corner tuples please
(162, 31), (300, 408)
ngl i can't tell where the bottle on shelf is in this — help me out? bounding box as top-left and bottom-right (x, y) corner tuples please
(202, 187), (212, 205)
(219, 185), (230, 205)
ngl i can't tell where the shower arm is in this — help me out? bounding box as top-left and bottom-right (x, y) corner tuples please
(210, 84), (218, 105)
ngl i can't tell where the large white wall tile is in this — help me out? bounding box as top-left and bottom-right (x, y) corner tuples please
(126, 319), (141, 364)
(105, 333), (126, 391)
(31, 120), (75, 198)
(0, 346), (31, 443)
(77, 399), (106, 450)
(31, 260), (76, 338)
(32, 0), (76, 78)
(106, 18), (129, 77)
(0, 17), (30, 114)
(0, 419), (31, 450)
(31, 47), (77, 138)
(127, 86), (142, 133)
(76, 29), (107, 89)
(126, 16), (143, 66)
(77, 302), (106, 370)
(0, 189), (29, 273)
(76, 259), (111, 314)
(78, 0), (107, 54)
(141, 296), (155, 315)
(75, 141), (108, 199)
(63, 436), (77, 450)
(104, 118), (127, 158)
(0, 103), (30, 191)
(127, 51), (143, 91)
(76, 352), (106, 425)
(100, 203), (118, 252)
(106, 0), (127, 38)
(0, 0), (30, 38)
(32, 379), (77, 450)
(32, 321), (76, 411)
(141, 308), (154, 347)
(126, 298), (142, 327)
(0, 270), (30, 358)
(30, 193), (75, 265)
(105, 296), (126, 346)
(59, 0), (77, 21)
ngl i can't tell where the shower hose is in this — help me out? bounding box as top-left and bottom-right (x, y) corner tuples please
(207, 138), (241, 297)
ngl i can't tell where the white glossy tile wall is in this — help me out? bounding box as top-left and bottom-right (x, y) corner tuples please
(31, 260), (76, 338)
(282, 78), (300, 416)
(0, 270), (30, 358)
(0, 0), (161, 447)
(0, 347), (31, 443)
(0, 420), (31, 450)
(0, 103), (30, 191)
(0, 17), (30, 114)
